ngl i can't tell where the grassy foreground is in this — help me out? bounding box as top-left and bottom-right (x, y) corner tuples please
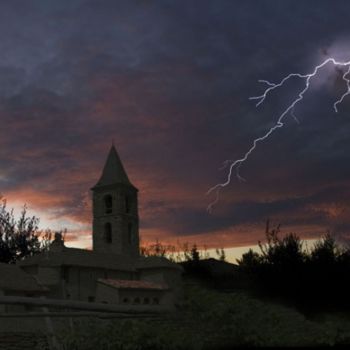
(56, 280), (350, 349)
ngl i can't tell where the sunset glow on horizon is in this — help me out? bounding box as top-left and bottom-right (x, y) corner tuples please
(1, 1), (350, 255)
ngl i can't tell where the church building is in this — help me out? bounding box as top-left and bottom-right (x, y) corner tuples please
(15, 145), (182, 308)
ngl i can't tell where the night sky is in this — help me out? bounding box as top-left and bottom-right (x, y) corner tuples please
(1, 0), (350, 252)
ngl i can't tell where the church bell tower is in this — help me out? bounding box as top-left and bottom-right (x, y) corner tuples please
(91, 145), (139, 256)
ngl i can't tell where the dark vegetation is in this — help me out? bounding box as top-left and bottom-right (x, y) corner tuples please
(90, 222), (350, 348)
(59, 282), (350, 349)
(140, 239), (226, 262)
(2, 196), (350, 347)
(142, 220), (350, 312)
(0, 196), (62, 264)
(237, 221), (350, 312)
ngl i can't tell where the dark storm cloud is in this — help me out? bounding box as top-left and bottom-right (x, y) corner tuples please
(141, 184), (350, 235)
(1, 0), (350, 246)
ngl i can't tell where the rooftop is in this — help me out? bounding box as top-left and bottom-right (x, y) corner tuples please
(92, 144), (137, 190)
(17, 248), (137, 272)
(136, 256), (183, 270)
(18, 248), (182, 272)
(98, 278), (168, 290)
(0, 263), (47, 293)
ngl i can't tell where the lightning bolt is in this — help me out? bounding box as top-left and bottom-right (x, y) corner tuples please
(207, 57), (350, 213)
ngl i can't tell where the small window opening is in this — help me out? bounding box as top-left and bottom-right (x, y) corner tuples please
(153, 297), (159, 305)
(104, 195), (113, 214)
(122, 298), (129, 304)
(104, 222), (112, 243)
(88, 296), (95, 302)
(143, 298), (150, 305)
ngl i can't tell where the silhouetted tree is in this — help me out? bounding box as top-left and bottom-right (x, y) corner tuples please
(0, 197), (57, 263)
(236, 249), (261, 273)
(257, 220), (306, 268)
(216, 247), (226, 261)
(310, 232), (340, 265)
(139, 238), (176, 259)
(202, 245), (210, 259)
(237, 220), (350, 309)
(190, 244), (200, 262)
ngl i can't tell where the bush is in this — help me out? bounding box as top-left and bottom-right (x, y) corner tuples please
(237, 224), (350, 309)
(58, 283), (348, 349)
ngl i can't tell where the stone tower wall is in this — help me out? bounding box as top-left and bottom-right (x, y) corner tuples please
(92, 185), (139, 256)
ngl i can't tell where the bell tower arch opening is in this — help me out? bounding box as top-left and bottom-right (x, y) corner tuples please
(104, 194), (113, 214)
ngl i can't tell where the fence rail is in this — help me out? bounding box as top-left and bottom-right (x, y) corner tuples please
(0, 311), (161, 318)
(0, 295), (171, 315)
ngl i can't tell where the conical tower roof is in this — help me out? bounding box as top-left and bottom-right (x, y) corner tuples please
(92, 145), (137, 190)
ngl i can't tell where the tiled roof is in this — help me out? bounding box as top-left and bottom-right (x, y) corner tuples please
(18, 247), (182, 273)
(98, 278), (168, 290)
(18, 248), (136, 272)
(136, 256), (183, 271)
(0, 263), (47, 292)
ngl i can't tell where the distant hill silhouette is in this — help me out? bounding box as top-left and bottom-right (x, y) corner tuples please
(180, 258), (240, 290)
